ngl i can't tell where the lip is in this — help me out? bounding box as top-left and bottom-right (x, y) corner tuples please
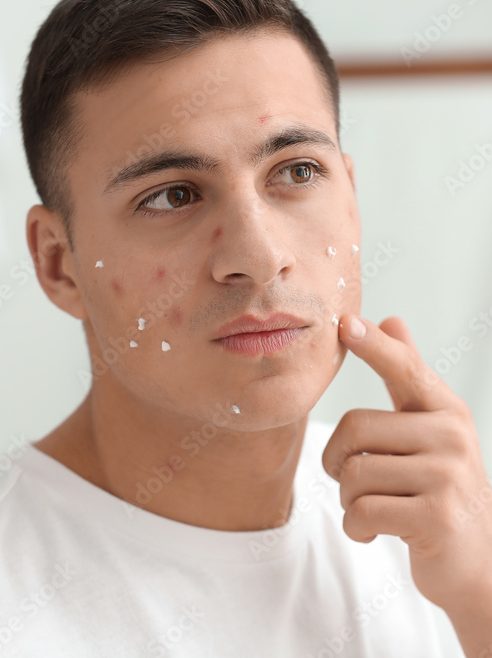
(214, 327), (308, 356)
(212, 313), (310, 341)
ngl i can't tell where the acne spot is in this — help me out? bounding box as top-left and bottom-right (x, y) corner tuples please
(168, 306), (183, 328)
(111, 278), (123, 294)
(166, 459), (179, 473)
(258, 115), (271, 125)
(211, 227), (223, 243)
(154, 267), (167, 282)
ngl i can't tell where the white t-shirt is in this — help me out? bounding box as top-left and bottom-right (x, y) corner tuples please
(0, 419), (465, 657)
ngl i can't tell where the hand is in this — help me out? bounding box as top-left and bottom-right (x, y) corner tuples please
(322, 314), (492, 611)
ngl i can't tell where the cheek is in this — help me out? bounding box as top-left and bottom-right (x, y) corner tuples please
(167, 305), (183, 328)
(321, 240), (362, 325)
(150, 266), (184, 327)
(332, 260), (362, 319)
(154, 267), (167, 282)
(210, 227), (223, 243)
(111, 278), (124, 295)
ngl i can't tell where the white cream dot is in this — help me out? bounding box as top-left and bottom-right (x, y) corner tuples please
(138, 318), (146, 331)
(331, 313), (339, 327)
(351, 244), (360, 255)
(231, 405), (241, 415)
(129, 340), (139, 348)
(95, 260), (104, 269)
(161, 341), (172, 352)
(337, 277), (346, 290)
(327, 246), (337, 258)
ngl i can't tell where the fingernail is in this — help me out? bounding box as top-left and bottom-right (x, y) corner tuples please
(349, 317), (367, 339)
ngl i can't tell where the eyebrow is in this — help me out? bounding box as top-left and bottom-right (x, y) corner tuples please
(104, 123), (337, 193)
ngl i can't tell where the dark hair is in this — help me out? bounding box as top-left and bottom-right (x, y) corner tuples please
(20, 0), (340, 249)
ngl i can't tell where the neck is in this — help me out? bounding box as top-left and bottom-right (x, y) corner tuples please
(37, 377), (310, 532)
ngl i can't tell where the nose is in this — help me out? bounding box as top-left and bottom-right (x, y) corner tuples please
(209, 192), (296, 287)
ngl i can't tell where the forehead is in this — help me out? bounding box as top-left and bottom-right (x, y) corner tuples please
(71, 31), (335, 186)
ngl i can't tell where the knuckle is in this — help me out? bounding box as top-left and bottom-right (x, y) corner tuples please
(343, 495), (377, 541)
(402, 352), (421, 381)
(339, 410), (357, 434)
(438, 501), (459, 534)
(443, 415), (470, 454)
(423, 494), (458, 534)
(342, 507), (358, 539)
(339, 408), (371, 440)
(348, 495), (371, 521)
(339, 455), (362, 482)
(426, 458), (452, 488)
(323, 442), (342, 478)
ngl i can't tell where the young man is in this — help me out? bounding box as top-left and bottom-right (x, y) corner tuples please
(1, 0), (491, 656)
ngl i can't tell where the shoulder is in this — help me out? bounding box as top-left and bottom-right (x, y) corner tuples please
(0, 451), (29, 516)
(0, 447), (46, 590)
(0, 442), (74, 552)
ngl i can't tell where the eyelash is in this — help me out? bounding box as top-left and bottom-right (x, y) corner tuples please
(135, 161), (329, 218)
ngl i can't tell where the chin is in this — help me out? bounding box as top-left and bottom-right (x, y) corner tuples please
(214, 374), (326, 429)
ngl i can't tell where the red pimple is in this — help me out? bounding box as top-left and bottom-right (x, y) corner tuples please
(168, 306), (183, 328)
(111, 278), (123, 294)
(211, 227), (223, 243)
(154, 267), (166, 281)
(167, 459), (179, 473)
(258, 115), (271, 125)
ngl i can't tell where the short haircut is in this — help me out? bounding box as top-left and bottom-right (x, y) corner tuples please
(20, 0), (340, 249)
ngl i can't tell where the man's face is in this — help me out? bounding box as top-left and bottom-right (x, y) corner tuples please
(65, 29), (361, 429)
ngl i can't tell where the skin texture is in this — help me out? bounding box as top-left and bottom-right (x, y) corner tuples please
(26, 29), (361, 532)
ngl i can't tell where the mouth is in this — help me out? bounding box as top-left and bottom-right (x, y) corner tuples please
(214, 327), (309, 356)
(213, 313), (310, 340)
(212, 313), (310, 356)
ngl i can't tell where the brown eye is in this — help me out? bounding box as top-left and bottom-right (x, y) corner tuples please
(137, 185), (198, 216)
(290, 164), (314, 184)
(158, 186), (193, 210)
(275, 161), (326, 188)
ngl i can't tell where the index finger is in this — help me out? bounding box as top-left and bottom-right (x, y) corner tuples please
(338, 314), (460, 413)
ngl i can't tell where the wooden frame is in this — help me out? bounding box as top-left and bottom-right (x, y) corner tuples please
(338, 57), (492, 78)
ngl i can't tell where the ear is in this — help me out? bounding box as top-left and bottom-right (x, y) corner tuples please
(342, 153), (357, 192)
(26, 204), (88, 321)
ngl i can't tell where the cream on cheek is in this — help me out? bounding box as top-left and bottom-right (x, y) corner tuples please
(89, 249), (247, 413)
(325, 242), (360, 328)
(90, 230), (360, 416)
(92, 258), (182, 354)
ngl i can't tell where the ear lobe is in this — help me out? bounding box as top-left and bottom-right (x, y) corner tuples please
(342, 153), (357, 191)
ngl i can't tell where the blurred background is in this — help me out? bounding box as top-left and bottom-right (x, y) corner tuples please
(1, 0), (491, 467)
